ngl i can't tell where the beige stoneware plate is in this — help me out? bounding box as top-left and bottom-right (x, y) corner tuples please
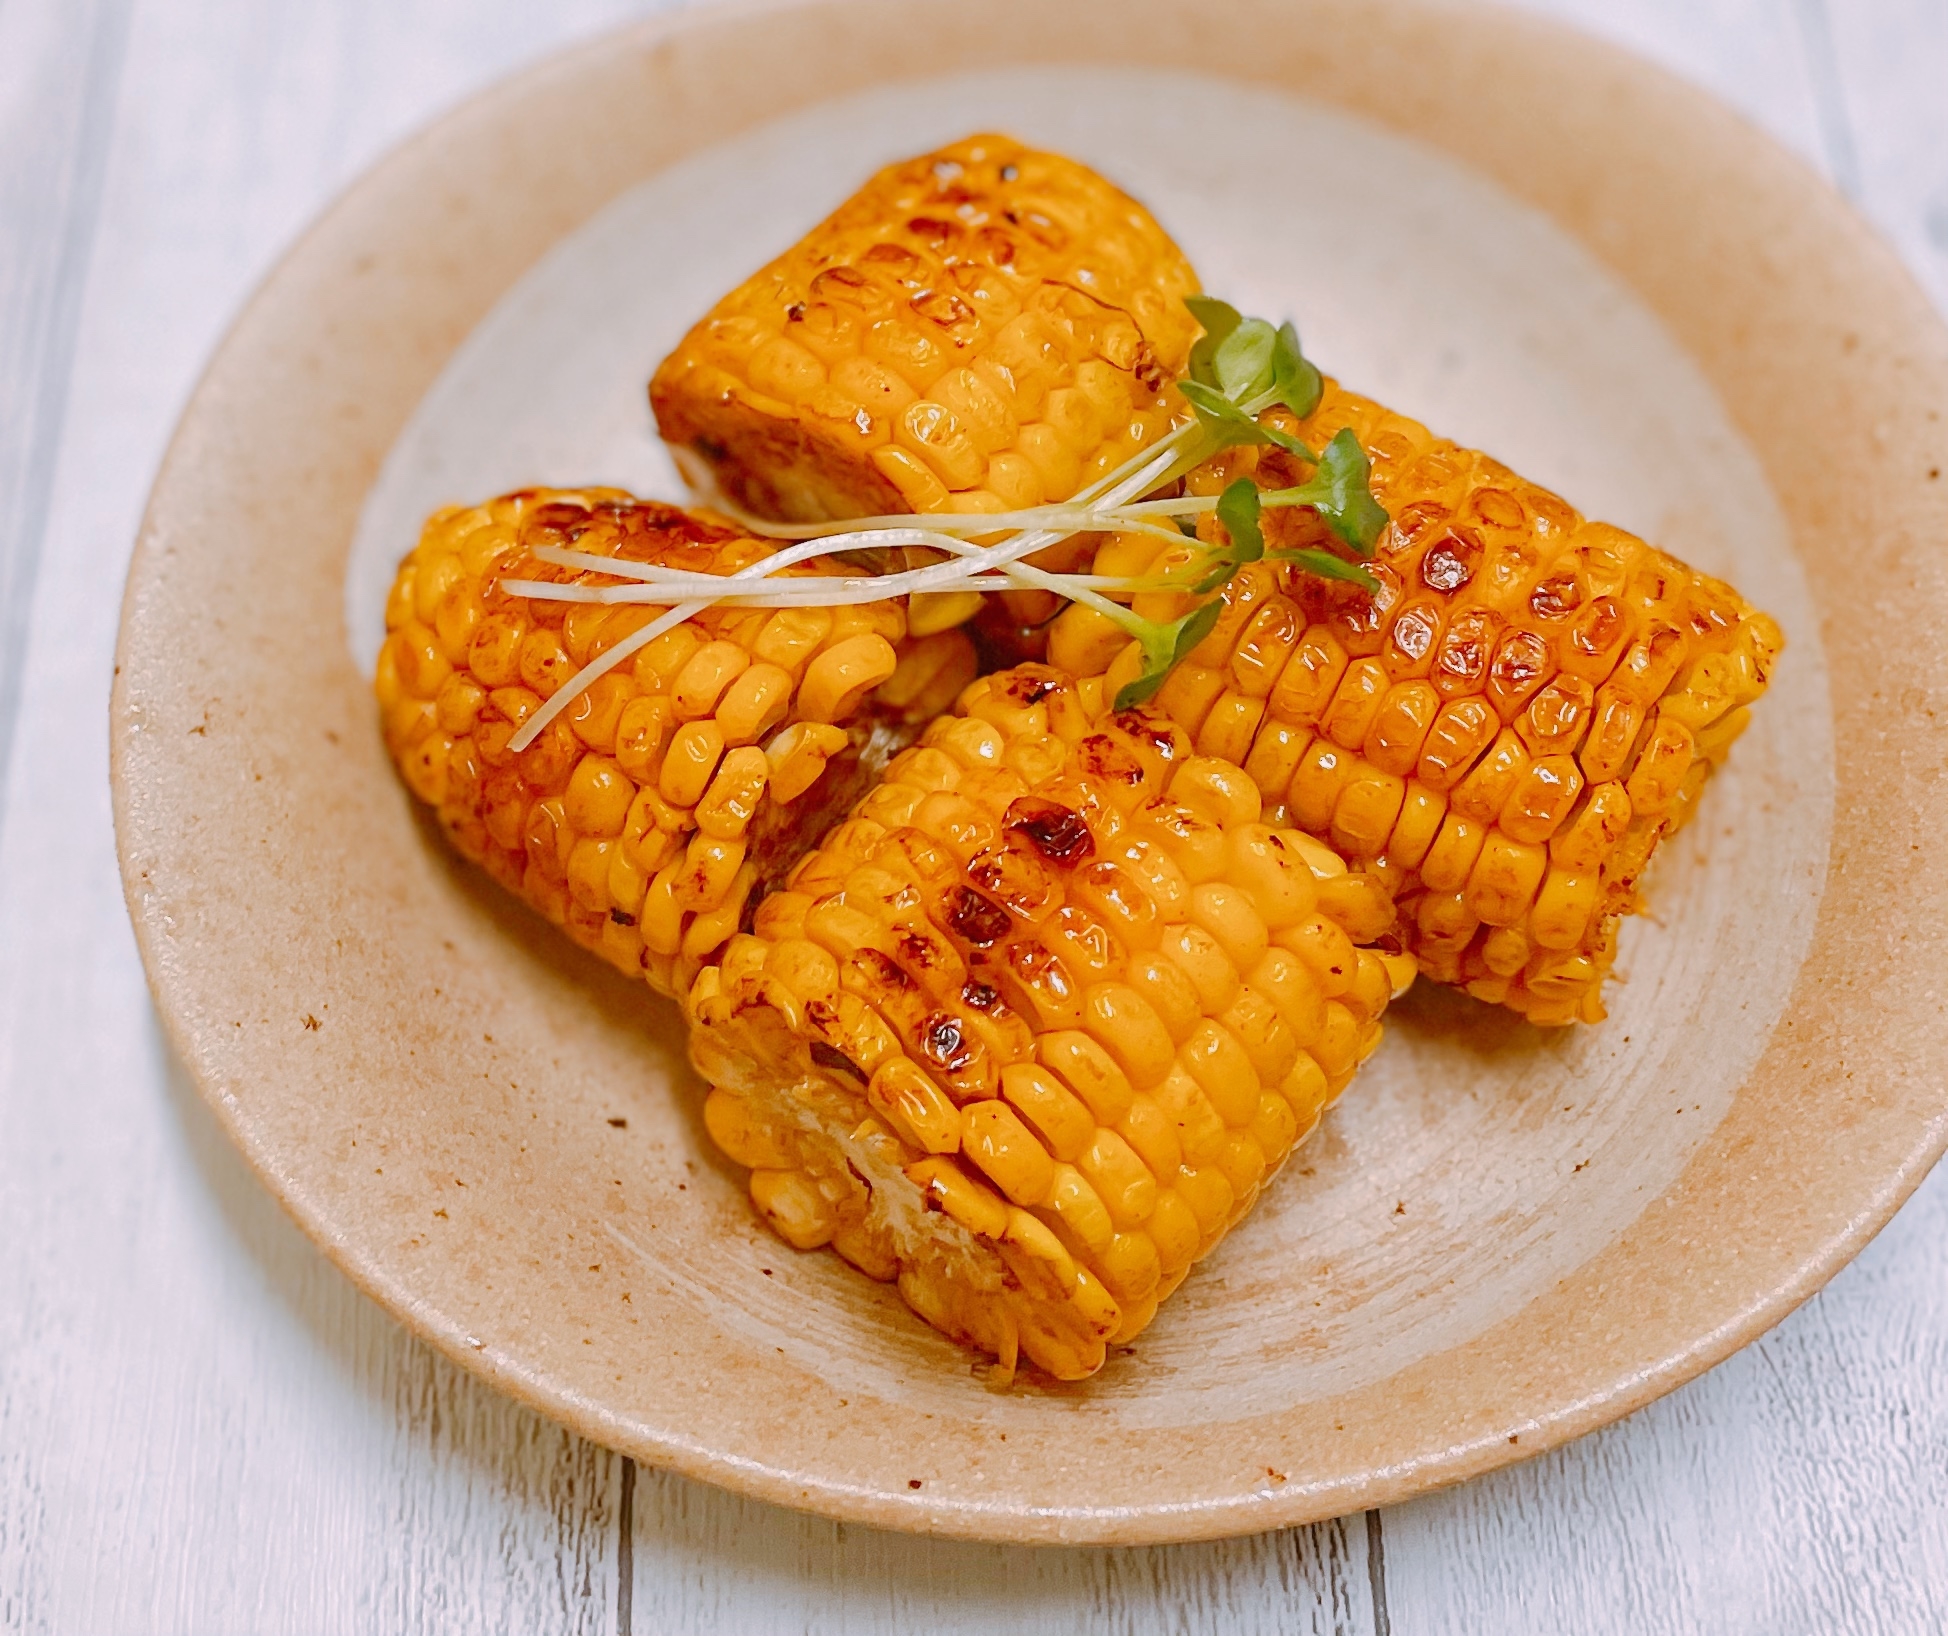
(112, 0), (1948, 1544)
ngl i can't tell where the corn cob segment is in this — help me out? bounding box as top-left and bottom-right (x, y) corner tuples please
(375, 489), (976, 998)
(1051, 384), (1784, 1026)
(649, 133), (1201, 646)
(686, 663), (1411, 1381)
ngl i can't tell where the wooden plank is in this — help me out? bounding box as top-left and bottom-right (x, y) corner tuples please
(0, 0), (130, 834)
(0, 1), (652, 1631)
(1380, 1165), (1948, 1634)
(626, 1471), (1376, 1635)
(1825, 0), (1948, 311)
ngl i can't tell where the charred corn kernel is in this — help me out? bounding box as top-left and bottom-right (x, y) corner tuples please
(564, 755), (632, 839)
(686, 664), (1402, 1381)
(704, 1086), (795, 1169)
(715, 662), (794, 746)
(1282, 914), (1359, 998)
(963, 1100), (1057, 1206)
(1181, 1021), (1262, 1127)
(906, 1157), (1011, 1239)
(763, 721), (851, 805)
(750, 1168), (839, 1250)
(1097, 1231), (1162, 1304)
(695, 747), (770, 840)
(1012, 1028), (1119, 1128)
(1189, 883), (1270, 973)
(1082, 983), (1175, 1090)
(1001, 1062), (1095, 1161)
(660, 721), (725, 809)
(1052, 380), (1781, 1025)
(868, 1058), (962, 1155)
(379, 488), (973, 997)
(908, 590), (986, 637)
(1125, 952), (1202, 1044)
(1529, 864), (1600, 950)
(799, 635), (898, 723)
(566, 837), (614, 914)
(1419, 812), (1488, 894)
(672, 640), (751, 720)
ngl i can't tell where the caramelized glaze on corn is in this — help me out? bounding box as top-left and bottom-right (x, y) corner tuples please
(686, 663), (1411, 1380)
(650, 133), (1201, 646)
(375, 489), (976, 997)
(1051, 385), (1783, 1025)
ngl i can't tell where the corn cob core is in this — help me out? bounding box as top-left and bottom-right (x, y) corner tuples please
(649, 133), (1201, 645)
(375, 489), (976, 999)
(686, 663), (1410, 1382)
(1050, 384), (1784, 1026)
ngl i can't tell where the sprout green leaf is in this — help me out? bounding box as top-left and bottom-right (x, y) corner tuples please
(1269, 321), (1323, 420)
(1112, 598), (1226, 710)
(1270, 547), (1379, 591)
(1184, 296), (1244, 387)
(1176, 379), (1316, 462)
(1213, 478), (1265, 565)
(1212, 317), (1279, 401)
(1262, 427), (1390, 554)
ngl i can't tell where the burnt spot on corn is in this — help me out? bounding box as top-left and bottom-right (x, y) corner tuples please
(1111, 710), (1185, 761)
(609, 908), (636, 927)
(853, 948), (918, 993)
(998, 667), (1063, 708)
(967, 844), (1059, 921)
(1076, 733), (1146, 789)
(1004, 938), (1080, 1010)
(896, 927), (947, 975)
(1005, 797), (1095, 868)
(960, 979), (1002, 1012)
(1529, 570), (1585, 621)
(917, 1012), (974, 1075)
(809, 1040), (865, 1082)
(945, 885), (1011, 947)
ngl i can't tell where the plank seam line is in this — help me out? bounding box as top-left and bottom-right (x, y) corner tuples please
(1366, 1509), (1391, 1636)
(1786, 0), (1863, 199)
(616, 1456), (636, 1636)
(0, 0), (135, 859)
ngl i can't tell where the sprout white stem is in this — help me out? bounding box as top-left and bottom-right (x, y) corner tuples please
(495, 368), (1332, 753)
(504, 599), (705, 753)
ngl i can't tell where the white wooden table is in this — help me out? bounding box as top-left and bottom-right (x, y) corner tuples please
(3, 1), (1944, 1629)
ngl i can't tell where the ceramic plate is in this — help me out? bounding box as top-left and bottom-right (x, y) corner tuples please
(113, 0), (1948, 1544)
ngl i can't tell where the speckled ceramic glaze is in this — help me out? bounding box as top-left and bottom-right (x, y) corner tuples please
(112, 0), (1948, 1545)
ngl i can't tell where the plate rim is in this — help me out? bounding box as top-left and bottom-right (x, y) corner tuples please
(111, 0), (1948, 1543)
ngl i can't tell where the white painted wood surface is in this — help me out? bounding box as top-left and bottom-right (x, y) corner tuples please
(0, 1), (1942, 1631)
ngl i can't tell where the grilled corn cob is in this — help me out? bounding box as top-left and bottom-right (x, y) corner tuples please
(1050, 385), (1783, 1025)
(686, 662), (1411, 1381)
(376, 489), (976, 998)
(650, 132), (1201, 645)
